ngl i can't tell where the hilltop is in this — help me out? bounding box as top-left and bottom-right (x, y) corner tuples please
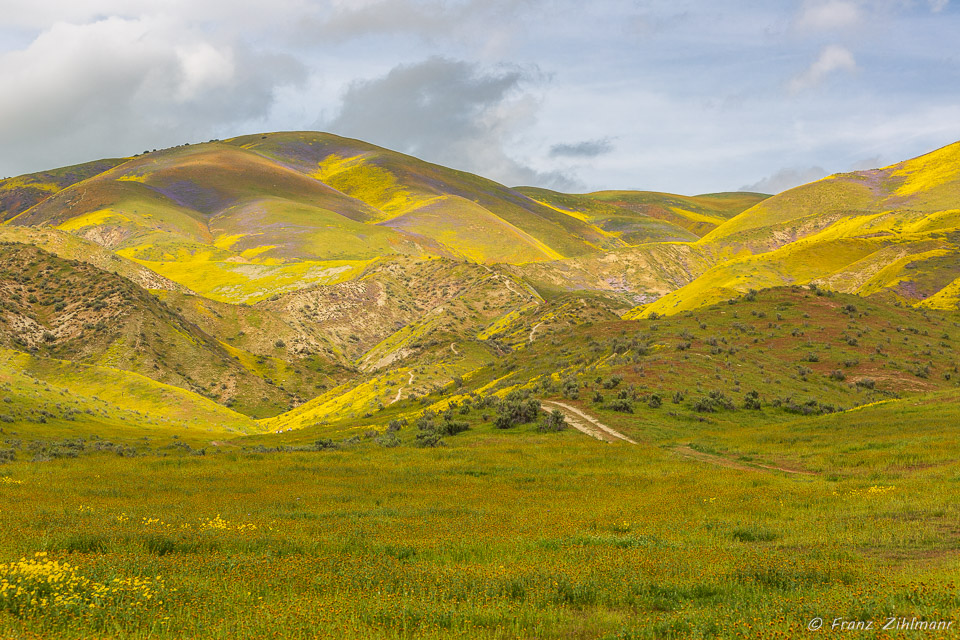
(2, 131), (761, 304)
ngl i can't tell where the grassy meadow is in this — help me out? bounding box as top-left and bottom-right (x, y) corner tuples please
(1, 387), (959, 639)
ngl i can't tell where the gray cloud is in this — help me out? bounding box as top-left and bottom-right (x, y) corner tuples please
(325, 57), (574, 188)
(549, 138), (614, 158)
(740, 166), (829, 194)
(0, 2), (958, 195)
(0, 16), (304, 177)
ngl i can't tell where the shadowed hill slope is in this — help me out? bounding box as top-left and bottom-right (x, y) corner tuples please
(0, 243), (342, 417)
(0, 158), (128, 222)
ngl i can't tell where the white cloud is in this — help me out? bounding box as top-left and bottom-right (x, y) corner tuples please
(788, 45), (857, 93)
(795, 1), (861, 30)
(305, 0), (540, 50)
(0, 16), (304, 176)
(929, 0), (949, 11)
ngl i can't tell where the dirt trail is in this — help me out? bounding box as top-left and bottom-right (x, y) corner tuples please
(390, 371), (416, 405)
(450, 342), (459, 355)
(529, 322), (544, 343)
(541, 401), (637, 444)
(499, 274), (538, 303)
(672, 445), (816, 475)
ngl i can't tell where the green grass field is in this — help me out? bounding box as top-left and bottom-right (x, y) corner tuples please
(1, 285), (958, 639)
(1, 389), (958, 639)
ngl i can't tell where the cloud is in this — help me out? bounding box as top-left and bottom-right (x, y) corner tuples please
(0, 16), (304, 177)
(549, 138), (614, 158)
(929, 0), (949, 11)
(795, 1), (861, 30)
(740, 166), (829, 194)
(788, 45), (857, 93)
(325, 57), (574, 188)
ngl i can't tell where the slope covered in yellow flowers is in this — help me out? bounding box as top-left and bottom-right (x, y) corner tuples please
(628, 141), (960, 317)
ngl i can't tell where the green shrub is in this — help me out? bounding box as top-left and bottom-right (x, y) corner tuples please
(538, 409), (567, 433)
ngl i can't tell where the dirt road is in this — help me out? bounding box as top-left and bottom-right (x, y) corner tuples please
(529, 322), (543, 343)
(541, 400), (637, 444)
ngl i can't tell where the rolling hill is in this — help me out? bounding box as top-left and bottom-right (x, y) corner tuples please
(1, 130), (958, 429)
(627, 141), (960, 317)
(0, 243), (341, 417)
(3, 131), (762, 305)
(3, 131), (960, 640)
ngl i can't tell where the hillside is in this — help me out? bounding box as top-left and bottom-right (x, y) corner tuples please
(262, 285), (960, 434)
(0, 158), (128, 222)
(1, 132), (958, 429)
(3, 132), (760, 305)
(2, 132), (960, 640)
(0, 347), (260, 440)
(627, 141), (960, 317)
(0, 243), (340, 417)
(516, 188), (767, 242)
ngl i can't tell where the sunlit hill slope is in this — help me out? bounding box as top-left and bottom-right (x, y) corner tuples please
(628, 141), (960, 317)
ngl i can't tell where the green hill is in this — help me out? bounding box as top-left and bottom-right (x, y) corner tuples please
(4, 132), (758, 305)
(0, 347), (260, 440)
(627, 142), (960, 317)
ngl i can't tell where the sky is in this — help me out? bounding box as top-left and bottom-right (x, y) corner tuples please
(1, 0), (959, 194)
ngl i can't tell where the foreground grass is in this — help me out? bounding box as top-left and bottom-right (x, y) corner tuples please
(1, 403), (958, 639)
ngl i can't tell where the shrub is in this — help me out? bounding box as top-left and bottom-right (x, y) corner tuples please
(376, 433), (400, 448)
(693, 391), (735, 413)
(607, 399), (633, 413)
(743, 390), (761, 410)
(415, 432), (444, 448)
(829, 370), (846, 381)
(647, 394), (662, 409)
(538, 409), (567, 432)
(495, 392), (542, 429)
(561, 378), (579, 400)
(602, 375), (623, 389)
(438, 419), (469, 436)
